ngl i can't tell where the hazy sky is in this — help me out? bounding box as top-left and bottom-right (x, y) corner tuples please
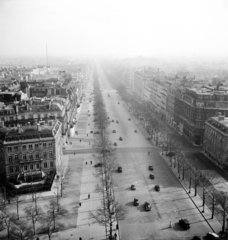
(0, 0), (228, 58)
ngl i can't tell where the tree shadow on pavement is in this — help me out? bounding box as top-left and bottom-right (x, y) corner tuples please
(125, 201), (136, 207)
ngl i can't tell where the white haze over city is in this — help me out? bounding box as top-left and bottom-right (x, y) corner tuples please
(0, 0), (228, 58)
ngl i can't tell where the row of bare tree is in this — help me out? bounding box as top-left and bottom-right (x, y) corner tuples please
(116, 83), (228, 234)
(90, 69), (125, 240)
(0, 163), (70, 240)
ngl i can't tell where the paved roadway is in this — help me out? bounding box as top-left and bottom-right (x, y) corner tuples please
(96, 62), (221, 240)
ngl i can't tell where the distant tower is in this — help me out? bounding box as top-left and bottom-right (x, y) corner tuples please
(46, 44), (49, 72)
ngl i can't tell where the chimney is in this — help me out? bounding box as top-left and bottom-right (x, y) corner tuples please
(0, 121), (4, 128)
(218, 112), (225, 121)
(17, 124), (22, 133)
(37, 123), (41, 131)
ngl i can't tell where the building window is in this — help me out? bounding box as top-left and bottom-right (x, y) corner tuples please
(38, 114), (41, 119)
(35, 153), (39, 159)
(22, 145), (26, 151)
(29, 114), (33, 119)
(36, 163), (40, 169)
(44, 162), (48, 168)
(8, 155), (13, 163)
(8, 146), (12, 152)
(9, 116), (13, 121)
(43, 143), (47, 148)
(30, 164), (33, 170)
(29, 154), (33, 160)
(1, 117), (4, 121)
(48, 142), (52, 148)
(29, 144), (33, 150)
(35, 143), (39, 149)
(23, 154), (27, 160)
(14, 146), (18, 151)
(14, 154), (18, 161)
(15, 166), (20, 172)
(43, 152), (47, 159)
(9, 166), (14, 173)
(49, 151), (53, 158)
(24, 165), (28, 171)
(21, 115), (25, 120)
(50, 161), (54, 167)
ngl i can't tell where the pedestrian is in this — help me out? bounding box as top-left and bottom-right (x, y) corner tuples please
(80, 139), (81, 142)
(90, 161), (92, 164)
(169, 221), (172, 228)
(86, 162), (87, 165)
(79, 202), (81, 207)
(79, 238), (82, 240)
(148, 151), (150, 155)
(88, 194), (90, 199)
(8, 199), (10, 204)
(116, 224), (119, 230)
(114, 233), (117, 240)
(36, 238), (40, 240)
(87, 133), (88, 137)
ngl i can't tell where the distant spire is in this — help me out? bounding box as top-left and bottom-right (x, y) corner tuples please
(46, 44), (49, 69)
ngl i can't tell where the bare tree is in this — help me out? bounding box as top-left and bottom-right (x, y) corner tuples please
(13, 193), (22, 220)
(45, 200), (67, 231)
(90, 200), (125, 239)
(199, 170), (215, 213)
(0, 210), (15, 240)
(208, 186), (219, 219)
(215, 191), (228, 233)
(10, 219), (33, 240)
(56, 163), (71, 197)
(39, 217), (55, 240)
(24, 204), (42, 235)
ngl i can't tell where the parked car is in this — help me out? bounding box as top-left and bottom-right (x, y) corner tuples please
(131, 184), (136, 190)
(117, 166), (122, 172)
(112, 120), (114, 122)
(118, 102), (120, 104)
(128, 118), (131, 121)
(179, 219), (190, 230)
(144, 202), (151, 211)
(114, 142), (117, 146)
(149, 165), (153, 171)
(95, 163), (103, 167)
(133, 198), (139, 206)
(150, 174), (154, 179)
(116, 120), (119, 123)
(134, 130), (137, 133)
(207, 232), (219, 240)
(155, 185), (160, 191)
(113, 130), (116, 133)
(119, 137), (123, 141)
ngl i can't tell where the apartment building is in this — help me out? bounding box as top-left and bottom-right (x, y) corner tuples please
(204, 113), (228, 168)
(179, 87), (228, 145)
(0, 119), (62, 193)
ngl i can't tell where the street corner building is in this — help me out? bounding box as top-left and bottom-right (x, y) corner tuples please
(0, 119), (62, 194)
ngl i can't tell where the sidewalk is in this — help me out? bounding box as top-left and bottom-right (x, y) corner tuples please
(160, 153), (222, 235)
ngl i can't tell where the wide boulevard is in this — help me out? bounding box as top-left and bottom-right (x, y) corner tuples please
(96, 62), (216, 240)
